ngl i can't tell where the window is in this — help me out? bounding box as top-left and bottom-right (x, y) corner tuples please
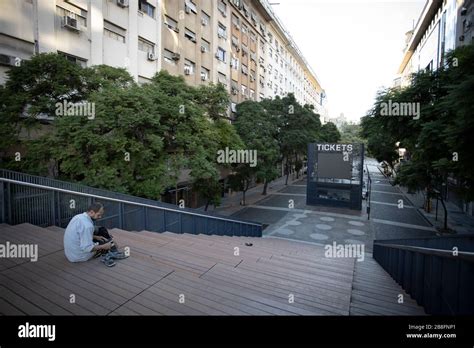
(231, 57), (239, 70)
(231, 35), (239, 48)
(201, 38), (210, 52)
(185, 28), (196, 42)
(250, 31), (256, 43)
(201, 11), (210, 25)
(164, 49), (178, 64)
(201, 67), (210, 80)
(216, 47), (226, 62)
(231, 102), (237, 113)
(232, 13), (240, 27)
(241, 84), (247, 96)
(138, 37), (154, 53)
(218, 23), (227, 39)
(259, 92), (265, 100)
(56, 6), (87, 27)
(184, 59), (195, 74)
(268, 33), (273, 44)
(218, 72), (227, 86)
(58, 51), (87, 67)
(231, 79), (238, 94)
(165, 16), (178, 32)
(104, 20), (126, 43)
(250, 89), (255, 100)
(185, 0), (197, 14)
(269, 47), (273, 58)
(241, 23), (248, 34)
(218, 0), (226, 16)
(250, 69), (255, 81)
(139, 0), (155, 18)
(241, 63), (248, 75)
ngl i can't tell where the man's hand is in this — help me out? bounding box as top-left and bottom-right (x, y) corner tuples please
(99, 242), (113, 251)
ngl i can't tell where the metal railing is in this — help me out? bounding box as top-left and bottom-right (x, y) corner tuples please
(373, 234), (474, 315)
(0, 169), (262, 237)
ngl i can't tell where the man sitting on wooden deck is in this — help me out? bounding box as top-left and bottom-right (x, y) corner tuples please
(63, 203), (128, 267)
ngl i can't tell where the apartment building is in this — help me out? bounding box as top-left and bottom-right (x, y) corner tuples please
(0, 0), (163, 85)
(1, 0), (327, 116)
(397, 0), (473, 87)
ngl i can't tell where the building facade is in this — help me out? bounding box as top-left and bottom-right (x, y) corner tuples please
(397, 0), (473, 87)
(1, 0), (327, 116)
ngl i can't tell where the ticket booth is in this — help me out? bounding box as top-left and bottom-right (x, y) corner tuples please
(307, 143), (364, 210)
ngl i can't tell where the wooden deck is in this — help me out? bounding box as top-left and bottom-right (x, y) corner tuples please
(0, 223), (425, 315)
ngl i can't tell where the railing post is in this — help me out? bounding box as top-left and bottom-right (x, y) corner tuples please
(50, 190), (56, 227)
(118, 202), (124, 229)
(0, 181), (5, 224)
(6, 182), (12, 225)
(179, 213), (183, 234)
(144, 207), (148, 231)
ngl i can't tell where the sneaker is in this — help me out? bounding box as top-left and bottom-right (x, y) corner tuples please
(101, 254), (116, 267)
(108, 250), (129, 260)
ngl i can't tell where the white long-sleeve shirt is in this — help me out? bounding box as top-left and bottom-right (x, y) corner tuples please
(63, 212), (98, 262)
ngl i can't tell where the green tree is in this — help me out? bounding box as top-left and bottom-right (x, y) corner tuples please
(320, 122), (341, 143)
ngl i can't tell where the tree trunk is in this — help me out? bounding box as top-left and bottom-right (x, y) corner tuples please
(262, 179), (268, 195)
(204, 200), (210, 211)
(285, 159), (289, 185)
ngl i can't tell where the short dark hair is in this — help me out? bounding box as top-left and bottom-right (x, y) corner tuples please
(87, 202), (104, 213)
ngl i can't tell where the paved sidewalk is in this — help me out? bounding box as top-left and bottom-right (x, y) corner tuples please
(198, 174), (303, 217)
(399, 186), (474, 235)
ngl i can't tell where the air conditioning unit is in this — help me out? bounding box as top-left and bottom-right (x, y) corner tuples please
(185, 6), (191, 14)
(201, 18), (207, 26)
(231, 88), (238, 95)
(235, 25), (240, 31)
(0, 54), (21, 67)
(201, 73), (207, 81)
(250, 77), (255, 82)
(62, 15), (80, 31)
(190, 37), (197, 43)
(200, 46), (207, 53)
(466, 20), (473, 29)
(117, 0), (129, 8)
(172, 53), (181, 60)
(184, 67), (192, 75)
(236, 47), (240, 52)
(147, 52), (157, 61)
(215, 52), (220, 59)
(221, 11), (227, 18)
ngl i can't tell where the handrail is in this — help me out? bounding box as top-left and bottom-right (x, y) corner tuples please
(0, 177), (262, 227)
(374, 242), (474, 262)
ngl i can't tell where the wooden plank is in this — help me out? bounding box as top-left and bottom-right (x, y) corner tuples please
(350, 293), (425, 315)
(208, 263), (350, 313)
(150, 274), (251, 315)
(0, 285), (48, 315)
(0, 274), (72, 315)
(203, 265), (346, 315)
(0, 298), (27, 315)
(5, 263), (109, 315)
(2, 268), (95, 315)
(237, 260), (352, 294)
(28, 255), (128, 308)
(169, 271), (290, 315)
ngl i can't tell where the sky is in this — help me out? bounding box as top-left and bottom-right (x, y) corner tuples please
(271, 0), (427, 123)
